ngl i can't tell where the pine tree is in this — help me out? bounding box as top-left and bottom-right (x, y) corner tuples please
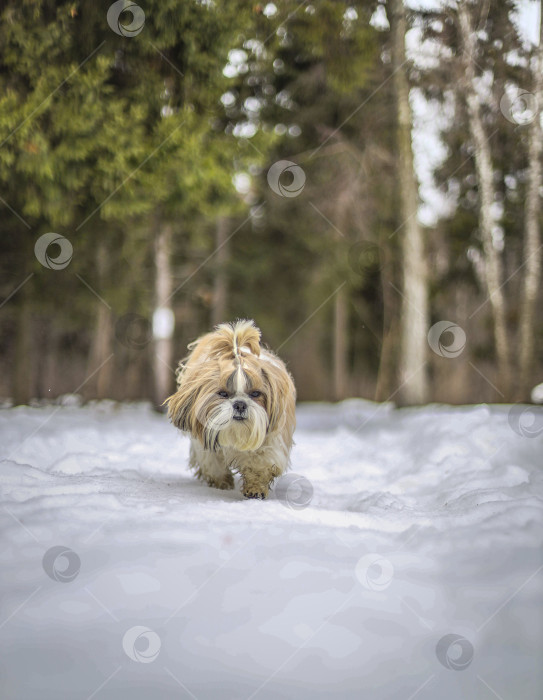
(0, 0), (253, 402)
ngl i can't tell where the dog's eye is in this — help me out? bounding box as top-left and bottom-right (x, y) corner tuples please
(217, 390), (229, 398)
(249, 390), (261, 398)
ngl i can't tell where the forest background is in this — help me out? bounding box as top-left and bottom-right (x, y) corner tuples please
(1, 0), (542, 407)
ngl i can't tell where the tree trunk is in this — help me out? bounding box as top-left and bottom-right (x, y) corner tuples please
(34, 318), (50, 400)
(87, 243), (113, 399)
(391, 0), (429, 405)
(518, 5), (543, 400)
(457, 2), (511, 397)
(13, 288), (32, 405)
(333, 286), (348, 400)
(375, 237), (399, 401)
(211, 216), (229, 326)
(153, 220), (174, 408)
(93, 305), (113, 398)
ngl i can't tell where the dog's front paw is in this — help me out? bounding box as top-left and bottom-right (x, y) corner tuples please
(243, 490), (266, 500)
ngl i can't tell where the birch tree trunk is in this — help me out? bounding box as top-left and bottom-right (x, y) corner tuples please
(518, 5), (543, 400)
(391, 0), (429, 405)
(457, 2), (511, 397)
(152, 220), (174, 408)
(211, 217), (229, 326)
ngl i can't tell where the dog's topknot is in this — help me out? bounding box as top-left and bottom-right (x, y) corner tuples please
(185, 319), (261, 363)
(213, 319), (261, 361)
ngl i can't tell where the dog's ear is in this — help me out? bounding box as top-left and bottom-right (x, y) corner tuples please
(165, 359), (218, 444)
(165, 338), (205, 434)
(262, 359), (296, 433)
(165, 378), (196, 434)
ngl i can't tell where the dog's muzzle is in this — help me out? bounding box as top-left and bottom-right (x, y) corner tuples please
(232, 400), (248, 421)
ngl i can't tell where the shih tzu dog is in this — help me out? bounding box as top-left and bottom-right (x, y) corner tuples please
(166, 320), (296, 499)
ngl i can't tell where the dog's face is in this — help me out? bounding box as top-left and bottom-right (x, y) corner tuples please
(167, 325), (292, 453)
(191, 356), (270, 452)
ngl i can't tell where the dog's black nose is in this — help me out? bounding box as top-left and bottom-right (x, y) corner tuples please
(233, 400), (247, 413)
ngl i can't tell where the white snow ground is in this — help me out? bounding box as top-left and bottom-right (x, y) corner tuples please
(1, 399), (542, 700)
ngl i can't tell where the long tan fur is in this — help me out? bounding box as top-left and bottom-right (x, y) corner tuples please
(166, 319), (296, 499)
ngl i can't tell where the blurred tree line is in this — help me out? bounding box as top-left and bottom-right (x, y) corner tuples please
(0, 0), (541, 406)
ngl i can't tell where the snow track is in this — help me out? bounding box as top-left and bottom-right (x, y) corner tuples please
(1, 400), (542, 699)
